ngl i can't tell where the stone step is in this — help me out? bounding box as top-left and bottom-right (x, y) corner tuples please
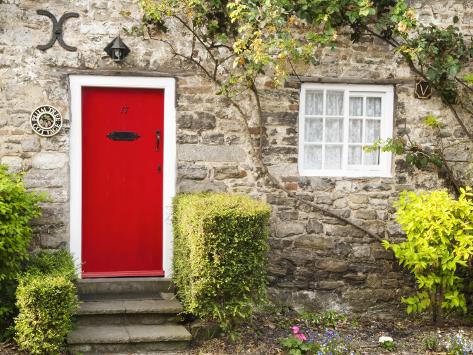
(78, 298), (183, 315)
(80, 291), (176, 302)
(77, 277), (174, 298)
(75, 313), (181, 326)
(70, 279), (191, 353)
(75, 298), (183, 326)
(68, 324), (191, 354)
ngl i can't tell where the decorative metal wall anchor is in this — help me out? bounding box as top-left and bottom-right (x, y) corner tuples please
(36, 10), (79, 51)
(30, 105), (63, 137)
(414, 79), (432, 99)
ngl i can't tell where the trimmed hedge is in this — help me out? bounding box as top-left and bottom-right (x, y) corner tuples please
(173, 193), (271, 328)
(14, 250), (79, 355)
(25, 249), (77, 281)
(0, 165), (44, 323)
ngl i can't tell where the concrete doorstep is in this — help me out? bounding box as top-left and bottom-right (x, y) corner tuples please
(68, 278), (191, 354)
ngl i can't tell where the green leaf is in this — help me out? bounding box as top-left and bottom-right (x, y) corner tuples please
(463, 73), (473, 84)
(423, 115), (444, 129)
(391, 189), (473, 322)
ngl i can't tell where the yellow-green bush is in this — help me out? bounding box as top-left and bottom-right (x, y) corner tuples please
(14, 250), (78, 354)
(384, 188), (473, 324)
(173, 193), (271, 328)
(0, 165), (44, 324)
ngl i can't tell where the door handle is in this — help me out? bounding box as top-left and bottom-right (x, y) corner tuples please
(156, 130), (161, 151)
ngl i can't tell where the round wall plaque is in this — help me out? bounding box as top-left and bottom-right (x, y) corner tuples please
(30, 105), (63, 137)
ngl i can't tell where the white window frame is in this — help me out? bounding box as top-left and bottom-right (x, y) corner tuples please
(298, 83), (394, 178)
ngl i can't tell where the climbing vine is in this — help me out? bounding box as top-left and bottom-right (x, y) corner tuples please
(132, 0), (473, 240)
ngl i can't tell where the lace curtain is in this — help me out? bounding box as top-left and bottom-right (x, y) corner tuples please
(303, 91), (382, 169)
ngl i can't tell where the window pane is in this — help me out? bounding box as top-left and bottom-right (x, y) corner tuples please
(364, 149), (380, 165)
(349, 97), (363, 116)
(365, 119), (381, 143)
(304, 145), (322, 169)
(305, 90), (324, 115)
(349, 119), (363, 143)
(325, 118), (343, 143)
(366, 97), (382, 117)
(348, 146), (362, 165)
(304, 118), (323, 142)
(325, 145), (343, 169)
(326, 91), (344, 116)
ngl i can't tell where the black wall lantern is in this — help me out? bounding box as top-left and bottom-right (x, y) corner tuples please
(104, 36), (130, 62)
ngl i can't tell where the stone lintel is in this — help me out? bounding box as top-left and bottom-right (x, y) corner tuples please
(285, 76), (414, 88)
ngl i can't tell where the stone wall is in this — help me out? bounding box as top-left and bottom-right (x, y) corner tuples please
(0, 0), (472, 315)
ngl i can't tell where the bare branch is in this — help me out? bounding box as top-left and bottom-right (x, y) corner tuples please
(208, 43), (233, 51)
(432, 129), (463, 195)
(288, 58), (302, 83)
(171, 14), (218, 65)
(361, 25), (399, 48)
(445, 101), (473, 142)
(456, 76), (473, 94)
(155, 37), (214, 79)
(249, 83), (265, 161)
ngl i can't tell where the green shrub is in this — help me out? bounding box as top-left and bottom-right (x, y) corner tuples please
(423, 334), (439, 351)
(14, 251), (79, 355)
(0, 165), (44, 326)
(383, 188), (473, 324)
(26, 249), (77, 281)
(173, 193), (271, 329)
(299, 310), (346, 329)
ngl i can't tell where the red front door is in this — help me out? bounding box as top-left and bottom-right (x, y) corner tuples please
(82, 87), (164, 278)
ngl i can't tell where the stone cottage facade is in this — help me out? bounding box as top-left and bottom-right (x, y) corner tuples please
(1, 0), (472, 315)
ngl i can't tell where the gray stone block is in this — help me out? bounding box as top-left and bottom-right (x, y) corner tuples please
(177, 179), (227, 193)
(32, 152), (68, 169)
(178, 144), (246, 162)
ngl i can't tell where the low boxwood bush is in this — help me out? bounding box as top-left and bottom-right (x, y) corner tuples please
(14, 250), (79, 354)
(26, 249), (77, 281)
(0, 165), (44, 331)
(173, 193), (271, 329)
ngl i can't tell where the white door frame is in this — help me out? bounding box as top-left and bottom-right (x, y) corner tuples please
(69, 75), (176, 278)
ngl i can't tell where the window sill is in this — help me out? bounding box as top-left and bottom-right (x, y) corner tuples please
(299, 169), (393, 178)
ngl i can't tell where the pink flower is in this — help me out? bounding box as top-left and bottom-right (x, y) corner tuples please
(291, 326), (300, 334)
(296, 333), (307, 341)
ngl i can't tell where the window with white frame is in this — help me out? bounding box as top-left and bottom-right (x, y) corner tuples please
(298, 84), (394, 177)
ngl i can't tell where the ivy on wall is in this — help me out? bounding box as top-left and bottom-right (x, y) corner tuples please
(129, 0), (473, 240)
